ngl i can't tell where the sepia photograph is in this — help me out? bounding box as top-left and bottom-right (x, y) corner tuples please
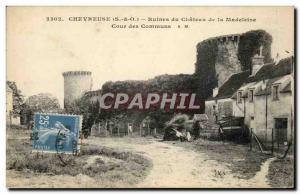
(5, 6), (295, 189)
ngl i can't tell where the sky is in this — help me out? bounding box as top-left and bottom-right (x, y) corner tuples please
(6, 6), (294, 106)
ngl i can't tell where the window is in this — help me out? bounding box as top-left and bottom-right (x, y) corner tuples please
(237, 91), (242, 104)
(272, 85), (279, 100)
(248, 89), (254, 102)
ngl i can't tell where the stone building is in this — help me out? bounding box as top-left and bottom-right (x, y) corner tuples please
(63, 71), (93, 109)
(232, 56), (293, 145)
(205, 70), (250, 122)
(6, 83), (20, 125)
(205, 54), (294, 145)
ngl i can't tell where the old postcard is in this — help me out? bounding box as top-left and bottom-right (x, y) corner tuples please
(6, 6), (295, 189)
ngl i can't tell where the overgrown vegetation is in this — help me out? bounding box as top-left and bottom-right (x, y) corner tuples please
(267, 158), (294, 188)
(238, 30), (273, 71)
(69, 74), (200, 135)
(7, 131), (152, 187)
(6, 81), (24, 115)
(194, 29), (273, 99)
(194, 39), (218, 99)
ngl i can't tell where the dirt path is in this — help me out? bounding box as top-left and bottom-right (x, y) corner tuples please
(130, 139), (273, 188)
(8, 137), (273, 188)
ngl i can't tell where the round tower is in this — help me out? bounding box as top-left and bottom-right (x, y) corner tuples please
(63, 71), (92, 109)
(214, 34), (242, 87)
(195, 33), (242, 99)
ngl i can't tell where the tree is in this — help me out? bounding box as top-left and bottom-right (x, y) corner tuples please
(25, 93), (61, 113)
(67, 96), (100, 134)
(6, 81), (24, 115)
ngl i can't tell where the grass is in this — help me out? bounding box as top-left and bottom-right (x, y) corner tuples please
(6, 128), (152, 188)
(167, 139), (270, 180)
(267, 157), (294, 188)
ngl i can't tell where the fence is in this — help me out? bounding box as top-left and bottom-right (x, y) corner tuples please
(249, 128), (292, 158)
(90, 122), (158, 137)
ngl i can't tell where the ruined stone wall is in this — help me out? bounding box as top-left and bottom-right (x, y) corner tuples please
(195, 30), (272, 100)
(215, 35), (242, 87)
(194, 34), (243, 99)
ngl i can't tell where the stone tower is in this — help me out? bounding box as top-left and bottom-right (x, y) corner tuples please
(214, 34), (242, 87)
(63, 71), (92, 109)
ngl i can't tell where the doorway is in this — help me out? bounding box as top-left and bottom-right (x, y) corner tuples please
(274, 118), (288, 146)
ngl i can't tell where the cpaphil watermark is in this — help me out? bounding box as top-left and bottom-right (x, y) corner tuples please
(99, 92), (204, 112)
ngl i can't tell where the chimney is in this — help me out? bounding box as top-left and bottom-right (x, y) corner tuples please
(213, 87), (219, 97)
(251, 46), (264, 75)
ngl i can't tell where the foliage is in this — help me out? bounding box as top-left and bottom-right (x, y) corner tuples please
(67, 96), (100, 131)
(25, 93), (60, 113)
(6, 81), (24, 115)
(238, 29), (273, 71)
(102, 74), (198, 94)
(194, 39), (218, 99)
(100, 74), (199, 132)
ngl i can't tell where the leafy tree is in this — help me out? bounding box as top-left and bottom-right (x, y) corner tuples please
(25, 93), (60, 113)
(67, 96), (100, 134)
(6, 81), (24, 115)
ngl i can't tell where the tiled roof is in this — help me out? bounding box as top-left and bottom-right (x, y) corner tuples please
(207, 70), (250, 100)
(193, 114), (209, 121)
(205, 57), (293, 101)
(280, 82), (292, 93)
(254, 75), (291, 96)
(247, 57), (293, 83)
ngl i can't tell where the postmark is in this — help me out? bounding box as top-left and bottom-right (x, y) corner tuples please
(32, 113), (82, 154)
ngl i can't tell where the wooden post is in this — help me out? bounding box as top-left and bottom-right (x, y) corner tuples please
(127, 124), (129, 137)
(98, 123), (101, 136)
(250, 128), (253, 151)
(117, 127), (120, 137)
(140, 125), (142, 136)
(9, 112), (12, 127)
(271, 128), (274, 155)
(147, 123), (149, 136)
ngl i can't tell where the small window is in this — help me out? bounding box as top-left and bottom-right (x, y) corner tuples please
(237, 91), (242, 104)
(272, 85), (279, 100)
(249, 89), (254, 102)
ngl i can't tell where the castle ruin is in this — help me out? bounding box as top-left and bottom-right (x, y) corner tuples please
(63, 71), (93, 109)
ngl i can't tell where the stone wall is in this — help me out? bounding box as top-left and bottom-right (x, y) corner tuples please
(195, 30), (272, 99)
(63, 71), (93, 109)
(215, 35), (242, 87)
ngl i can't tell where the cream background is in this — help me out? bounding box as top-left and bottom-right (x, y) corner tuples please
(6, 6), (294, 106)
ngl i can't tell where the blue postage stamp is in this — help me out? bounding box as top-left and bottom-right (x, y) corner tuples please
(32, 113), (82, 154)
